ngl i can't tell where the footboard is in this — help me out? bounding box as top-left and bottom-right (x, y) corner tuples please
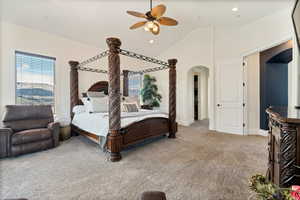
(120, 117), (170, 148)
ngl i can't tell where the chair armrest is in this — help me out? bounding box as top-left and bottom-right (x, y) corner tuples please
(0, 128), (13, 158)
(48, 122), (60, 147)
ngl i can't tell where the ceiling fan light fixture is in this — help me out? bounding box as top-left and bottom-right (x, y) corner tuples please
(127, 0), (178, 35)
(232, 7), (239, 12)
(152, 24), (158, 32)
(146, 21), (155, 29)
(144, 26), (150, 31)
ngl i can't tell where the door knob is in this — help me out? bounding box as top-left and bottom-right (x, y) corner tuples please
(217, 104), (221, 107)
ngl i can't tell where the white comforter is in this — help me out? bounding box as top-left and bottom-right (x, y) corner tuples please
(72, 109), (168, 137)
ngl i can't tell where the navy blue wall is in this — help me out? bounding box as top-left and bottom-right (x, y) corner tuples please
(263, 63), (288, 128)
(260, 43), (292, 130)
(265, 63), (288, 108)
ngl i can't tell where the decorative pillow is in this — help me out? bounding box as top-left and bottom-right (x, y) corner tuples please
(81, 98), (93, 113)
(122, 103), (139, 112)
(87, 91), (106, 98)
(122, 96), (140, 107)
(89, 96), (109, 113)
(72, 105), (86, 114)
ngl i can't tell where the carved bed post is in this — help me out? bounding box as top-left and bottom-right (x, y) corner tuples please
(123, 70), (129, 97)
(168, 59), (178, 138)
(106, 37), (122, 162)
(69, 61), (79, 120)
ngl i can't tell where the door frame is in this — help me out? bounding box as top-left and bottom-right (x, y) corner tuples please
(242, 36), (292, 136)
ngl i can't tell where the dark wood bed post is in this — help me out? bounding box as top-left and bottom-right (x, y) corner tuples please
(123, 70), (129, 97)
(69, 61), (80, 120)
(106, 37), (122, 162)
(168, 59), (177, 138)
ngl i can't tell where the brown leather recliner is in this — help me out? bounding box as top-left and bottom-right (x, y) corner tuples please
(0, 105), (60, 158)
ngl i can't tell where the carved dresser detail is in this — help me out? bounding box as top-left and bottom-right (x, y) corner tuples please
(266, 107), (300, 187)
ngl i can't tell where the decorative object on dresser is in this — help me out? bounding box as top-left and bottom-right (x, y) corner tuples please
(69, 37), (177, 162)
(0, 105), (60, 158)
(141, 74), (162, 109)
(266, 107), (300, 187)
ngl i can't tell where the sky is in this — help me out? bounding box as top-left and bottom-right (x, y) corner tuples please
(16, 52), (55, 85)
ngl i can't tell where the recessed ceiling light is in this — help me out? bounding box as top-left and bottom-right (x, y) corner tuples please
(149, 39), (154, 44)
(232, 7), (239, 12)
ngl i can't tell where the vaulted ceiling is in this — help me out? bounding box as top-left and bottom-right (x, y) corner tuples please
(0, 0), (294, 56)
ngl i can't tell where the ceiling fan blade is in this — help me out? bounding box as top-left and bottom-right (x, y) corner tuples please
(127, 11), (146, 18)
(130, 21), (147, 29)
(151, 4), (166, 18)
(158, 17), (178, 26)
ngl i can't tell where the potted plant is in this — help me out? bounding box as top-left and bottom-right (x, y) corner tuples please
(249, 174), (299, 200)
(140, 74), (162, 109)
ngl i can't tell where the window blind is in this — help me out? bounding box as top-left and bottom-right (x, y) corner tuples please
(15, 51), (55, 106)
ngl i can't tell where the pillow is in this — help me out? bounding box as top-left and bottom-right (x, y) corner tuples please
(87, 91), (106, 98)
(72, 105), (86, 114)
(122, 96), (140, 107)
(122, 103), (139, 112)
(81, 98), (93, 113)
(88, 96), (109, 113)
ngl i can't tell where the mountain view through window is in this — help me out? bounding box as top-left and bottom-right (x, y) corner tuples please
(16, 51), (55, 106)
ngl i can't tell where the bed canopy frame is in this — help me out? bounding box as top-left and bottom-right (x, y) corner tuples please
(69, 37), (177, 162)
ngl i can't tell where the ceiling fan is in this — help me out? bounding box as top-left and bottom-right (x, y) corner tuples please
(127, 0), (178, 35)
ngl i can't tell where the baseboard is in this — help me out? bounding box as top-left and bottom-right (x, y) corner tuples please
(258, 129), (268, 137)
(246, 129), (268, 137)
(177, 120), (192, 127)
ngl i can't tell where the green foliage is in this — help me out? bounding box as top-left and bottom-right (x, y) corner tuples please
(140, 74), (162, 107)
(249, 174), (294, 200)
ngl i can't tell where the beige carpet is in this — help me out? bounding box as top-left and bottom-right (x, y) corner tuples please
(0, 125), (267, 200)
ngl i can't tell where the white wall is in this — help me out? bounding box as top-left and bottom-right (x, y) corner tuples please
(153, 27), (214, 127)
(216, 9), (295, 135)
(156, 8), (295, 133)
(0, 22), (108, 119)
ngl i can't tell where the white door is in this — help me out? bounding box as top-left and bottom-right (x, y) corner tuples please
(216, 59), (244, 135)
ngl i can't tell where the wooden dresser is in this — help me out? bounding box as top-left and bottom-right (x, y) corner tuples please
(266, 107), (300, 187)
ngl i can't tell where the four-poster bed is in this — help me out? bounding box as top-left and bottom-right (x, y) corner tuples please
(69, 37), (177, 162)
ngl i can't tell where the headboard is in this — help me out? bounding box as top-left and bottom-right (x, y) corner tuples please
(87, 81), (108, 94)
(79, 81), (109, 105)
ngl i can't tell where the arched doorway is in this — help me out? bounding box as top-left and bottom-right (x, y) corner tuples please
(187, 66), (210, 128)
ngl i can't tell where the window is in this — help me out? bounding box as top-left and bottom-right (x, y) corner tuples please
(128, 73), (142, 97)
(15, 51), (55, 106)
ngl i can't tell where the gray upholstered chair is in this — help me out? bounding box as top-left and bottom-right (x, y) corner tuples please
(0, 105), (60, 158)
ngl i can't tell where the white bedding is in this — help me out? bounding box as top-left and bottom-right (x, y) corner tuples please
(72, 109), (168, 138)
